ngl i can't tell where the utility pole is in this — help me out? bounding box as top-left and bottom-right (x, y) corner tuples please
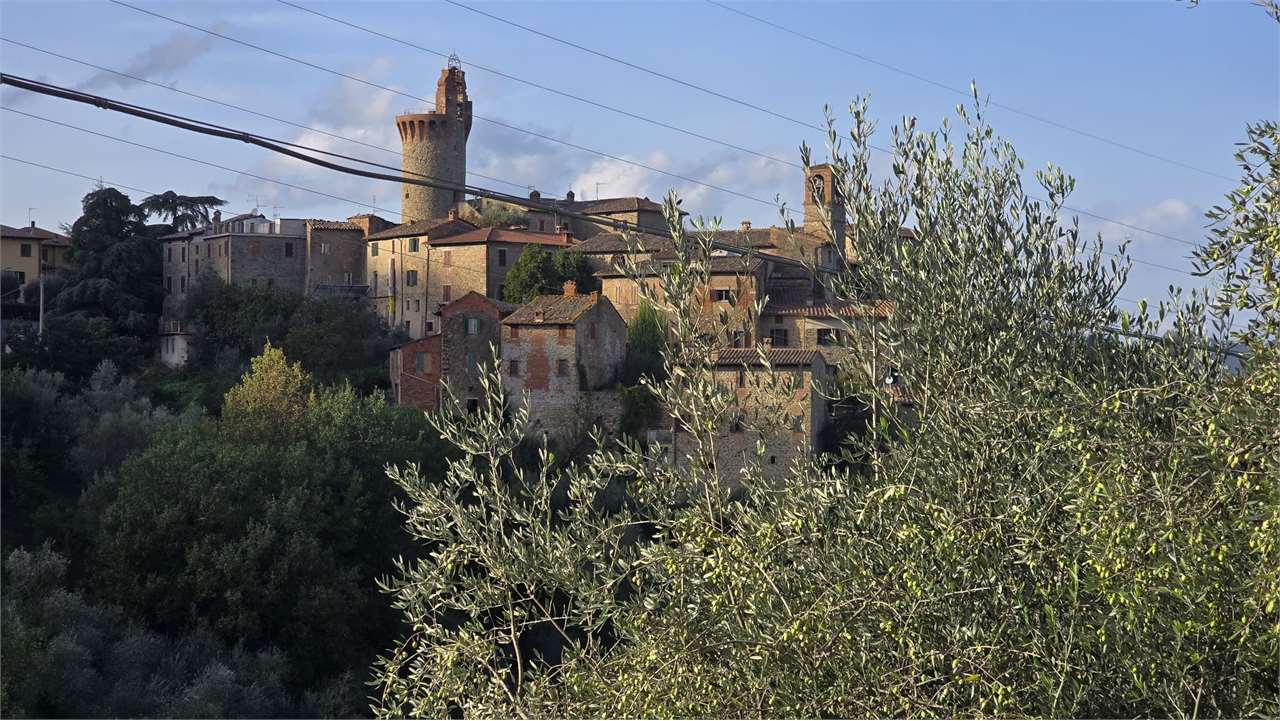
(37, 272), (44, 338)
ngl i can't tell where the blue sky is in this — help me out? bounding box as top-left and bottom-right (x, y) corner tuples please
(1, 0), (1275, 313)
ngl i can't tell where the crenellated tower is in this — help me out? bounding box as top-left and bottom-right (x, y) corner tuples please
(396, 58), (473, 222)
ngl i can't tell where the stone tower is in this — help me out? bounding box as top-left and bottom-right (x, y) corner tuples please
(803, 163), (846, 255)
(396, 59), (473, 223)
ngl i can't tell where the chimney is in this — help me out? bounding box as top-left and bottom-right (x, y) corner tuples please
(565, 189), (575, 202)
(556, 222), (569, 233)
(213, 209), (222, 224)
(529, 189), (541, 201)
(30, 220), (36, 229)
(447, 208), (458, 220)
(740, 220), (752, 233)
(563, 279), (577, 296)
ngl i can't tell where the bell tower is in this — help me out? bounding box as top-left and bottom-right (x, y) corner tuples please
(803, 163), (846, 253)
(396, 57), (473, 223)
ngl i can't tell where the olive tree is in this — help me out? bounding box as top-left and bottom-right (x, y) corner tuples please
(374, 90), (1277, 717)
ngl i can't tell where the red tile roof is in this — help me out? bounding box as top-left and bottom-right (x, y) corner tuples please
(713, 348), (825, 366)
(430, 227), (575, 247)
(365, 216), (476, 242)
(503, 292), (606, 325)
(1, 223), (70, 244)
(763, 300), (896, 319)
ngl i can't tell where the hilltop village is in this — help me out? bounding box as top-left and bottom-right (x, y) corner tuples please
(145, 62), (906, 474)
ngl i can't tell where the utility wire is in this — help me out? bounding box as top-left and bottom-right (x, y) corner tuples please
(107, 0), (802, 215)
(275, 0), (801, 171)
(0, 37), (530, 193)
(440, 0), (1204, 249)
(705, 0), (1234, 183)
(0, 86), (1200, 284)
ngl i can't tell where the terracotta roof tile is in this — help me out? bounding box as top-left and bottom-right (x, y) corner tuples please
(714, 348), (824, 366)
(503, 293), (605, 325)
(430, 227), (574, 247)
(763, 300), (896, 319)
(307, 220), (362, 231)
(1, 224), (70, 243)
(559, 197), (664, 215)
(573, 231), (674, 255)
(365, 216), (476, 242)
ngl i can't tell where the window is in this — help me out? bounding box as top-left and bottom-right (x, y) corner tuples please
(415, 352), (426, 373)
(730, 413), (744, 433)
(443, 251), (452, 267)
(737, 369), (746, 388)
(406, 270), (419, 286)
(168, 247), (173, 262)
(194, 260), (199, 274)
(403, 320), (411, 334)
(509, 325), (519, 340)
(409, 238), (420, 252)
(538, 219), (546, 231)
(467, 351), (477, 368)
(39, 247), (48, 262)
(770, 328), (789, 347)
(195, 245), (200, 256)
(14, 271), (25, 285)
(498, 284), (505, 299)
(791, 415), (804, 432)
(816, 328), (837, 346)
(729, 330), (746, 348)
(442, 285), (452, 302)
(498, 248), (507, 267)
(414, 299), (421, 312)
(557, 359), (569, 376)
(319, 242), (331, 255)
(509, 359), (521, 376)
(713, 288), (733, 302)
(181, 247), (186, 262)
(372, 270), (379, 294)
(465, 317), (480, 336)
(466, 398), (479, 414)
(285, 242), (294, 258)
(166, 277), (173, 293)
(344, 272), (353, 285)
(425, 321), (434, 333)
(371, 243), (379, 256)
(180, 276), (187, 292)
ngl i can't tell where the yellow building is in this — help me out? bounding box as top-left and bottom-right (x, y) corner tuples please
(1, 222), (66, 298)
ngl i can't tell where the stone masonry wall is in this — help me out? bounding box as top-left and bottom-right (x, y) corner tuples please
(306, 225), (366, 292)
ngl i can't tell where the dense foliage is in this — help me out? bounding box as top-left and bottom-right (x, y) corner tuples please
(94, 345), (451, 701)
(375, 92), (1278, 717)
(179, 275), (405, 407)
(501, 247), (599, 303)
(139, 191), (227, 232)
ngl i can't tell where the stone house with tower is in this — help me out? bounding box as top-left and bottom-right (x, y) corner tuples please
(397, 58), (472, 223)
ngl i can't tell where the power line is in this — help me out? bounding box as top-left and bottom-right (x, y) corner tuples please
(0, 75), (1204, 283)
(0, 37), (531, 193)
(440, 0), (1204, 249)
(275, 0), (802, 171)
(106, 0), (802, 215)
(705, 0), (1234, 184)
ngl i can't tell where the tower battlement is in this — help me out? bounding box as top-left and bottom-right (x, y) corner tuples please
(398, 65), (472, 222)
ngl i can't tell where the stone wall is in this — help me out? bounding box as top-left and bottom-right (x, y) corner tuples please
(391, 335), (441, 410)
(225, 232), (306, 292)
(439, 292), (505, 404)
(305, 224), (366, 293)
(397, 67), (471, 222)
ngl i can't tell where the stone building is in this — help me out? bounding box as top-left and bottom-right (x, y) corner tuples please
(524, 190), (670, 238)
(389, 291), (516, 411)
(365, 215), (574, 339)
(501, 282), (627, 444)
(397, 60), (472, 223)
(670, 348), (835, 482)
(305, 220), (368, 297)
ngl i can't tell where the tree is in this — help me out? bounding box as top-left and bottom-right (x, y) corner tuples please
(374, 88), (1278, 717)
(475, 202), (528, 228)
(139, 190), (227, 232)
(621, 300), (666, 385)
(96, 344), (452, 697)
(502, 247), (600, 304)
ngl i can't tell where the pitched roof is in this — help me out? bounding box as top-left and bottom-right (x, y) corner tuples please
(503, 293), (605, 325)
(430, 226), (575, 247)
(307, 220), (362, 231)
(559, 197), (664, 215)
(573, 231), (675, 256)
(436, 290), (520, 316)
(714, 348), (824, 366)
(364, 216), (477, 242)
(1, 224), (70, 244)
(762, 300), (896, 319)
(595, 254), (766, 278)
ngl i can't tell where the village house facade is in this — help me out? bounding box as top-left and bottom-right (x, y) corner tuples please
(390, 291), (515, 411)
(1, 222), (69, 299)
(501, 282), (628, 444)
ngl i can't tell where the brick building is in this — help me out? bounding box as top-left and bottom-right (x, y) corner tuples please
(389, 291), (516, 411)
(501, 282), (627, 444)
